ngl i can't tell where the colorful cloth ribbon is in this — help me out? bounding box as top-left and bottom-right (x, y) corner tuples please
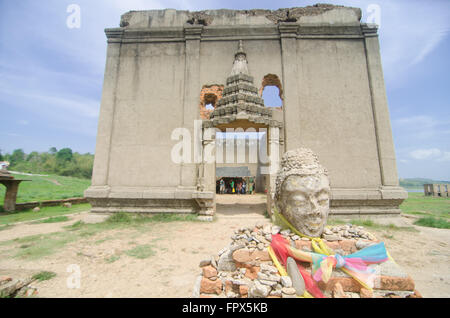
(270, 235), (325, 298)
(272, 209), (390, 290)
(311, 241), (389, 288)
(271, 234), (389, 290)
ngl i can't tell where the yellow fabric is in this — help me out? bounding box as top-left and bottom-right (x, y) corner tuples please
(302, 291), (314, 298)
(267, 246), (315, 299)
(267, 246), (288, 276)
(274, 211), (334, 256)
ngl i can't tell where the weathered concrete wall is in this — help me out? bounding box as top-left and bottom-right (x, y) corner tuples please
(199, 39), (283, 92)
(86, 5), (406, 216)
(108, 42), (185, 188)
(294, 38), (381, 189)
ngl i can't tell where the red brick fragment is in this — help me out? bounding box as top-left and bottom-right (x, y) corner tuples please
(360, 288), (373, 298)
(202, 265), (217, 279)
(200, 277), (222, 295)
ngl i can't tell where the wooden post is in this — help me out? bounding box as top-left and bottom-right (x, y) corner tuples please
(1, 180), (22, 212)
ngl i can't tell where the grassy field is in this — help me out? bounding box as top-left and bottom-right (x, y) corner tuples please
(400, 192), (449, 229)
(400, 192), (449, 218)
(0, 173), (90, 205)
(329, 193), (449, 230)
(0, 203), (91, 225)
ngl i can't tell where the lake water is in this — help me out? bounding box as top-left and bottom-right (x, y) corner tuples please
(405, 188), (423, 193)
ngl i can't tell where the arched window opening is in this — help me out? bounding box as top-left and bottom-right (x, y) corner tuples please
(199, 85), (224, 119)
(204, 94), (217, 108)
(262, 86), (282, 108)
(260, 74), (283, 109)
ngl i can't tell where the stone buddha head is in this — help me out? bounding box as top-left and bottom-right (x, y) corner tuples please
(275, 148), (331, 237)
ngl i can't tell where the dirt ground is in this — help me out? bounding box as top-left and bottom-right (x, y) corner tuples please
(0, 194), (448, 298)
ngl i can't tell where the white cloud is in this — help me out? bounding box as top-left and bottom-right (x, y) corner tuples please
(27, 93), (100, 118)
(393, 115), (450, 140)
(409, 148), (450, 162)
(370, 1), (450, 87)
(411, 27), (450, 65)
(0, 87), (99, 119)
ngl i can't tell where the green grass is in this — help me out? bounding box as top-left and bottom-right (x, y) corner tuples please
(125, 244), (155, 259)
(1, 212), (198, 261)
(32, 271), (57, 282)
(105, 255), (120, 263)
(0, 203), (91, 225)
(32, 216), (69, 224)
(0, 224), (13, 231)
(413, 217), (450, 229)
(328, 192), (450, 231)
(105, 212), (198, 224)
(9, 232), (79, 260)
(400, 192), (449, 219)
(95, 236), (114, 245)
(65, 212), (198, 236)
(400, 192), (449, 229)
(0, 173), (90, 205)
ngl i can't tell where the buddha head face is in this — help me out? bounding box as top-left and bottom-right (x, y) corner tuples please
(275, 148), (330, 237)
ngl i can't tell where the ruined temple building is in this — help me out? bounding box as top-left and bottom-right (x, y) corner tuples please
(85, 5), (407, 218)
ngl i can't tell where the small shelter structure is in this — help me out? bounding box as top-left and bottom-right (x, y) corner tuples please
(0, 169), (29, 212)
(424, 184), (449, 197)
(216, 166), (254, 194)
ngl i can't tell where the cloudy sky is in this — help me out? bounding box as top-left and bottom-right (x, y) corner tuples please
(0, 0), (449, 180)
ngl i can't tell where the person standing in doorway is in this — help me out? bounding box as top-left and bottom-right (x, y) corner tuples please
(230, 179), (235, 194)
(219, 178), (225, 194)
(242, 181), (246, 194)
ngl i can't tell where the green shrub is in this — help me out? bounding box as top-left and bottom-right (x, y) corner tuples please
(32, 271), (57, 281)
(414, 217), (450, 229)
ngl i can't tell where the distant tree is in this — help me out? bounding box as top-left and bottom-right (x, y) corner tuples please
(10, 149), (25, 165)
(1, 148), (93, 179)
(73, 152), (94, 178)
(56, 148), (73, 162)
(0, 150), (3, 161)
(27, 151), (39, 162)
(49, 147), (58, 154)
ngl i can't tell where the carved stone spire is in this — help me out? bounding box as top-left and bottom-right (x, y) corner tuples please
(203, 40), (283, 129)
(230, 40), (249, 76)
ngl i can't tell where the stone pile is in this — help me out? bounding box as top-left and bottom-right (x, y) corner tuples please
(323, 224), (377, 241)
(0, 276), (38, 298)
(193, 222), (422, 298)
